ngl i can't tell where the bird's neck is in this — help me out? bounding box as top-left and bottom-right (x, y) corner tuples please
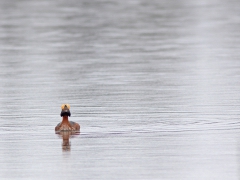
(61, 116), (69, 124)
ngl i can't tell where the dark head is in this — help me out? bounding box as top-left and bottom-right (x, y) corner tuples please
(60, 104), (71, 117)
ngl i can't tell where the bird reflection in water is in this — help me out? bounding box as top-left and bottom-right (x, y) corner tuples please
(56, 131), (80, 151)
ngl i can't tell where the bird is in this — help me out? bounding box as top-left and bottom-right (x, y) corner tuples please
(55, 104), (80, 131)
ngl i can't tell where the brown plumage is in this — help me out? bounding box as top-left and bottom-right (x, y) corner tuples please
(55, 104), (80, 131)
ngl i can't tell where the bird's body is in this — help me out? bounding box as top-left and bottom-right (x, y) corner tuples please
(55, 104), (80, 132)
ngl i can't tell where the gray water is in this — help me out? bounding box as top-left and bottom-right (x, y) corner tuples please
(0, 0), (240, 179)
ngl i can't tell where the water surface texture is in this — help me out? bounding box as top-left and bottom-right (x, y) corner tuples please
(1, 0), (240, 179)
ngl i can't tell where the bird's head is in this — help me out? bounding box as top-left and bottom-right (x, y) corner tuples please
(60, 104), (71, 117)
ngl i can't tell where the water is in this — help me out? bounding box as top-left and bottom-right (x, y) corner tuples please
(0, 0), (240, 179)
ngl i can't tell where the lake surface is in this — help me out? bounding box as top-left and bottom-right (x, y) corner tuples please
(0, 0), (240, 179)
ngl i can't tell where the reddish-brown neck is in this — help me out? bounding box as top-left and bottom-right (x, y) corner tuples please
(61, 116), (69, 124)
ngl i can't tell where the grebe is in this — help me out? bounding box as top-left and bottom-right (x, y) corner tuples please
(55, 104), (80, 131)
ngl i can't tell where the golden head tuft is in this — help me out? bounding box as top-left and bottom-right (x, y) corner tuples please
(61, 104), (70, 110)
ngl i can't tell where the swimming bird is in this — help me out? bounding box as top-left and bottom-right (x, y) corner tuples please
(55, 104), (80, 131)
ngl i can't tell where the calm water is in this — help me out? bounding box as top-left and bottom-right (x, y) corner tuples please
(1, 0), (240, 179)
